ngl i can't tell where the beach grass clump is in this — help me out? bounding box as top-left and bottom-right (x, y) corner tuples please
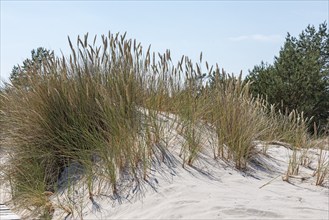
(1, 29), (324, 218)
(176, 88), (204, 167)
(314, 145), (329, 186)
(204, 70), (270, 169)
(310, 136), (329, 186)
(271, 110), (310, 148)
(0, 32), (167, 217)
(274, 110), (310, 178)
(174, 57), (208, 167)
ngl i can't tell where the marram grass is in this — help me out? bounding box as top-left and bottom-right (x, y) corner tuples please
(0, 31), (315, 218)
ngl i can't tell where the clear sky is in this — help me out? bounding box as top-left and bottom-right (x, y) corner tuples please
(1, 0), (328, 83)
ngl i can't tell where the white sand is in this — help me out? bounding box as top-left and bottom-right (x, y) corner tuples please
(51, 143), (329, 220)
(1, 118), (328, 219)
(0, 204), (20, 220)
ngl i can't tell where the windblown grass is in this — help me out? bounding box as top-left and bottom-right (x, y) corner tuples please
(201, 72), (272, 169)
(0, 31), (321, 218)
(314, 144), (329, 186)
(1, 33), (163, 217)
(310, 134), (329, 186)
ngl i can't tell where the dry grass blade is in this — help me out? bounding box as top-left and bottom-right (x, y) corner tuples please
(0, 29), (317, 219)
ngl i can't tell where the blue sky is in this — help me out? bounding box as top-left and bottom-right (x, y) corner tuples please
(1, 0), (328, 83)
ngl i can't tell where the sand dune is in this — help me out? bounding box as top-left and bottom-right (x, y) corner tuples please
(1, 128), (328, 219)
(51, 144), (329, 219)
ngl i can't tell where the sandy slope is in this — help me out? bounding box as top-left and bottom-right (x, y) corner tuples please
(1, 118), (328, 219)
(50, 144), (328, 220)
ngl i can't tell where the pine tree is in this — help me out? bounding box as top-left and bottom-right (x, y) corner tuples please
(10, 47), (54, 87)
(247, 22), (329, 133)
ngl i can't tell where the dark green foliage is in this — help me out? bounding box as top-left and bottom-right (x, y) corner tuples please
(247, 22), (329, 133)
(10, 47), (54, 87)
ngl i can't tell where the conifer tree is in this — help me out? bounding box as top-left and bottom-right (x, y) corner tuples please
(247, 22), (329, 133)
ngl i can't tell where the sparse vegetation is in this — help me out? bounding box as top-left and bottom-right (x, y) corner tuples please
(314, 144), (329, 186)
(0, 29), (327, 219)
(311, 137), (329, 186)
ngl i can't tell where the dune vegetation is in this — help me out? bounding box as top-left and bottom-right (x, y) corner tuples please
(0, 32), (327, 219)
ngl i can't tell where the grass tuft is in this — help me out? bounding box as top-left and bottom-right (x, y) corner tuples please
(0, 31), (323, 218)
